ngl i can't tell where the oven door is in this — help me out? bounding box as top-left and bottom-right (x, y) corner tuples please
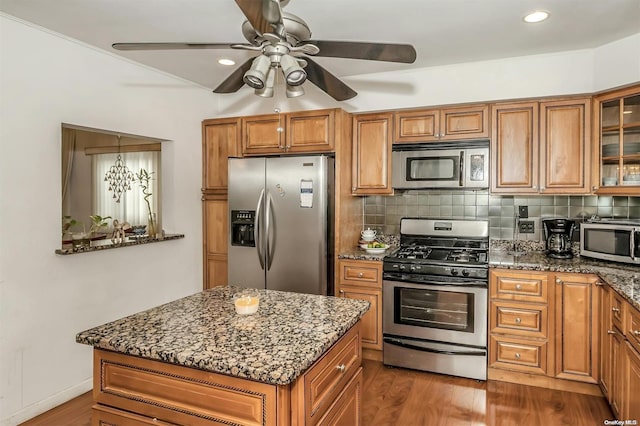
(383, 279), (487, 348)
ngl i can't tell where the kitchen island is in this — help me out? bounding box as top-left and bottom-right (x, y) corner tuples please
(76, 286), (369, 426)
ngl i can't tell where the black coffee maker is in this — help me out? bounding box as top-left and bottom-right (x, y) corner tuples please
(542, 218), (576, 259)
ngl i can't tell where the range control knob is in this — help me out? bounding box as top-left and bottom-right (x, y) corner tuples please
(462, 269), (470, 277)
(451, 269), (459, 276)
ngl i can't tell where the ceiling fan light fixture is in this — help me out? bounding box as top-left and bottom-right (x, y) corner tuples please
(243, 55), (271, 89)
(286, 84), (305, 98)
(523, 10), (550, 23)
(255, 67), (276, 98)
(218, 58), (236, 66)
(281, 54), (307, 86)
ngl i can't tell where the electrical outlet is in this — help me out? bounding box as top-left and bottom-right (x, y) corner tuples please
(518, 220), (535, 233)
(518, 205), (529, 218)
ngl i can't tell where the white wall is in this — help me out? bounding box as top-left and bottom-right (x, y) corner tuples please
(0, 15), (218, 425)
(1, 11), (639, 426)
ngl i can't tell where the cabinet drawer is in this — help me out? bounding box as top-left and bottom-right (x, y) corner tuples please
(489, 335), (547, 375)
(301, 323), (361, 424)
(316, 367), (362, 426)
(338, 260), (382, 287)
(94, 349), (277, 426)
(93, 405), (175, 426)
(490, 270), (548, 303)
(490, 301), (547, 338)
(627, 304), (640, 354)
(611, 291), (627, 333)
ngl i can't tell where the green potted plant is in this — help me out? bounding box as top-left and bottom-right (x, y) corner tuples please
(135, 168), (156, 237)
(89, 214), (112, 239)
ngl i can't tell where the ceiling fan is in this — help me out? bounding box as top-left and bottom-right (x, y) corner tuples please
(112, 0), (416, 101)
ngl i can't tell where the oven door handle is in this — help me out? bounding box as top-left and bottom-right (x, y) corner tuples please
(384, 337), (486, 356)
(383, 276), (487, 288)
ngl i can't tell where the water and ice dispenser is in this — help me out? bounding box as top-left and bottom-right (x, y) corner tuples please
(231, 210), (256, 247)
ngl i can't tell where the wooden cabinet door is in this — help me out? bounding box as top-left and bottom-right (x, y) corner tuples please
(204, 198), (228, 289)
(352, 113), (393, 195)
(241, 114), (283, 155)
(394, 108), (439, 143)
(491, 102), (539, 193)
(599, 284), (613, 399)
(553, 273), (599, 383)
(624, 341), (640, 421)
(286, 109), (335, 153)
(202, 118), (240, 191)
(338, 285), (382, 350)
(611, 328), (625, 417)
(317, 367), (362, 426)
(439, 104), (489, 140)
(539, 99), (590, 193)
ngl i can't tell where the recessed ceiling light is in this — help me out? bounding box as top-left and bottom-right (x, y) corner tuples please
(218, 58), (236, 66)
(523, 11), (550, 23)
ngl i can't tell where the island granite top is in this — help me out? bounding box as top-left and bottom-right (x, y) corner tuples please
(76, 286), (370, 385)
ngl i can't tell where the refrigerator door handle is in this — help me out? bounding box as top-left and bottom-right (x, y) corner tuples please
(255, 189), (265, 270)
(266, 192), (275, 271)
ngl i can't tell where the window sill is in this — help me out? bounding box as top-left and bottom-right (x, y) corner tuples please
(55, 234), (185, 255)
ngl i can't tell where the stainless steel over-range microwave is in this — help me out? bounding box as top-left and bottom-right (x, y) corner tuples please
(391, 141), (490, 189)
(580, 220), (640, 265)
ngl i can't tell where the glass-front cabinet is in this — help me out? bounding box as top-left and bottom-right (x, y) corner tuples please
(596, 85), (640, 193)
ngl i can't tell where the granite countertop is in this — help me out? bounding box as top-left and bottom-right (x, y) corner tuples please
(76, 286), (370, 385)
(490, 248), (640, 312)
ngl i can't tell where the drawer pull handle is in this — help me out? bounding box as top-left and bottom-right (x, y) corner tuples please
(339, 290), (345, 295)
(514, 353), (521, 359)
(336, 364), (346, 373)
(358, 272), (364, 278)
(608, 330), (617, 335)
(515, 317), (522, 324)
(612, 307), (620, 313)
(634, 330), (640, 336)
(595, 281), (604, 286)
(515, 284), (522, 290)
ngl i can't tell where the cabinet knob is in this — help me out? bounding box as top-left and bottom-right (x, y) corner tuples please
(358, 272), (364, 278)
(612, 307), (620, 313)
(532, 185), (538, 190)
(336, 364), (346, 373)
(514, 353), (521, 359)
(634, 330), (640, 336)
(556, 278), (561, 284)
(515, 284), (522, 290)
(592, 186), (598, 191)
(339, 290), (345, 295)
(595, 281), (604, 286)
(352, 187), (357, 192)
(515, 317), (522, 324)
(608, 330), (617, 335)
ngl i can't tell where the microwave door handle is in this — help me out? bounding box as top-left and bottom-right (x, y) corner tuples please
(632, 228), (638, 262)
(459, 151), (464, 187)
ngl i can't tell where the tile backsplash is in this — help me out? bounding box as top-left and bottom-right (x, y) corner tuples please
(363, 190), (640, 240)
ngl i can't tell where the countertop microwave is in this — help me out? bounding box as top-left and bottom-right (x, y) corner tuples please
(392, 141), (489, 190)
(580, 220), (640, 265)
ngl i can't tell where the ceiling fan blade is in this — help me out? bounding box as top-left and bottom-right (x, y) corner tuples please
(112, 42), (247, 51)
(302, 56), (357, 101)
(213, 57), (255, 93)
(307, 40), (417, 63)
(235, 0), (284, 37)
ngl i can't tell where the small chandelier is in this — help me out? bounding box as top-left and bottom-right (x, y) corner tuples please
(104, 135), (134, 203)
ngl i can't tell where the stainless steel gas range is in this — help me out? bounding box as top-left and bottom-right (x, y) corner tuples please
(383, 218), (489, 380)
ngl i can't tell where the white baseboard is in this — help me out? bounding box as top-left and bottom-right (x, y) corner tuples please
(1, 378), (92, 426)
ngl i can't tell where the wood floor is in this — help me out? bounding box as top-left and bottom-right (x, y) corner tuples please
(20, 359), (613, 426)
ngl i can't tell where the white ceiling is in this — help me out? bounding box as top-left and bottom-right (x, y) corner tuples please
(2, 0), (639, 94)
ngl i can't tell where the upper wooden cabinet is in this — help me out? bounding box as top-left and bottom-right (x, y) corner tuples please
(241, 108), (336, 156)
(394, 104), (489, 143)
(491, 98), (590, 194)
(593, 85), (640, 194)
(352, 112), (393, 195)
(202, 118), (240, 192)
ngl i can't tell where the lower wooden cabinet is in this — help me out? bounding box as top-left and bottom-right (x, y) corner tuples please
(336, 259), (383, 351)
(489, 269), (600, 390)
(203, 197), (228, 289)
(93, 322), (363, 426)
(625, 341), (640, 421)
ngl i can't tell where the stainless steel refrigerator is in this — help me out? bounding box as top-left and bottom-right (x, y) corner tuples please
(228, 155), (334, 295)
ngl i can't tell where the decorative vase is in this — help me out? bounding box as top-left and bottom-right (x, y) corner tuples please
(147, 212), (157, 238)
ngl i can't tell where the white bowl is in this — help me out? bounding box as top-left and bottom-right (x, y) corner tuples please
(602, 177), (618, 186)
(365, 247), (388, 255)
(361, 235), (376, 242)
